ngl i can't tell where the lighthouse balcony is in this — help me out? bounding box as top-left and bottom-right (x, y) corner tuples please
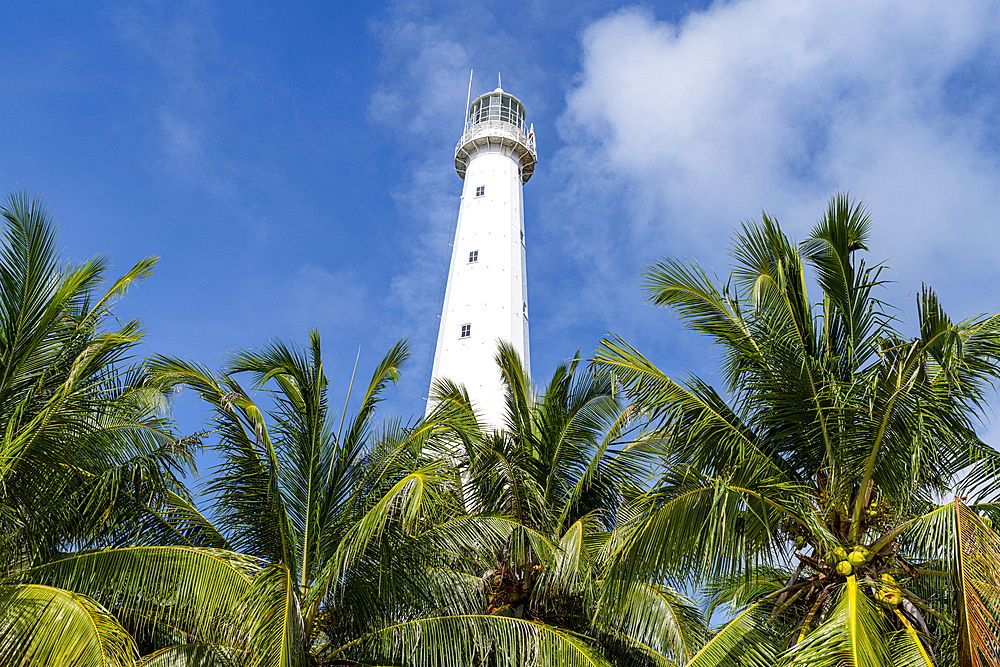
(455, 121), (537, 183)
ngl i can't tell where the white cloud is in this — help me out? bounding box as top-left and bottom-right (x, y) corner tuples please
(559, 0), (1000, 316)
(369, 20), (471, 135)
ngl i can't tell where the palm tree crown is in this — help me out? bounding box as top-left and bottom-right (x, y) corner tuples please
(434, 342), (711, 665)
(0, 193), (193, 665)
(597, 195), (1000, 666)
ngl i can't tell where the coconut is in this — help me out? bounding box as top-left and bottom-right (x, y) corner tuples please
(848, 550), (866, 567)
(836, 561), (853, 576)
(833, 546), (848, 561)
(875, 586), (900, 608)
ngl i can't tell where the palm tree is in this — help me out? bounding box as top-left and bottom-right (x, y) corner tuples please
(8, 333), (619, 666)
(0, 192), (197, 665)
(596, 195), (1000, 665)
(433, 342), (710, 665)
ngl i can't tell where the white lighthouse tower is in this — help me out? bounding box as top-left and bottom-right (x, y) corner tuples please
(428, 82), (537, 428)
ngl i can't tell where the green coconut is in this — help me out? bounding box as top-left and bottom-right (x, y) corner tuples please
(848, 550), (867, 567)
(836, 561), (853, 576)
(832, 546), (848, 561)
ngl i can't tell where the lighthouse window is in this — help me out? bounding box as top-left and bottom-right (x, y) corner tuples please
(500, 97), (512, 124)
(460, 324), (471, 338)
(475, 186), (485, 197)
(469, 250), (478, 263)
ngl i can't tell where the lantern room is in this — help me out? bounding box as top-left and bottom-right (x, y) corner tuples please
(468, 88), (527, 133)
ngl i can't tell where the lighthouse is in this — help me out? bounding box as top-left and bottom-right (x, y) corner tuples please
(428, 83), (537, 429)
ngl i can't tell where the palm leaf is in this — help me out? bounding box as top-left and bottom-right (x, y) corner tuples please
(596, 580), (709, 664)
(139, 643), (242, 667)
(782, 577), (888, 667)
(12, 546), (259, 644)
(681, 601), (774, 667)
(954, 500), (1000, 667)
(891, 609), (935, 667)
(0, 584), (138, 667)
(335, 614), (610, 667)
(896, 499), (1000, 665)
(242, 565), (307, 667)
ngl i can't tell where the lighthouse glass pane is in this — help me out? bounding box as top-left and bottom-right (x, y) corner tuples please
(461, 324), (471, 338)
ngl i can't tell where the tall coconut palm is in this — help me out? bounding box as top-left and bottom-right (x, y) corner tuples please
(432, 342), (711, 665)
(596, 195), (1000, 666)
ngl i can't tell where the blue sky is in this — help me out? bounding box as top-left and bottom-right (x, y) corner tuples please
(4, 0), (1000, 452)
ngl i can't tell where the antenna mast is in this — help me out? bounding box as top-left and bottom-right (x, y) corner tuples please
(463, 69), (474, 135)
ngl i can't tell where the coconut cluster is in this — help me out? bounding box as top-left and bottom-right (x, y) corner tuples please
(820, 545), (904, 609)
(823, 545), (872, 575)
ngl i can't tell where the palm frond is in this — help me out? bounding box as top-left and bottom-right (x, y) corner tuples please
(890, 609), (935, 667)
(954, 500), (1000, 667)
(138, 643), (242, 667)
(782, 577), (888, 667)
(12, 546), (259, 644)
(0, 584), (138, 667)
(595, 580), (709, 664)
(335, 614), (610, 667)
(147, 356), (297, 570)
(681, 602), (775, 667)
(242, 565), (307, 667)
